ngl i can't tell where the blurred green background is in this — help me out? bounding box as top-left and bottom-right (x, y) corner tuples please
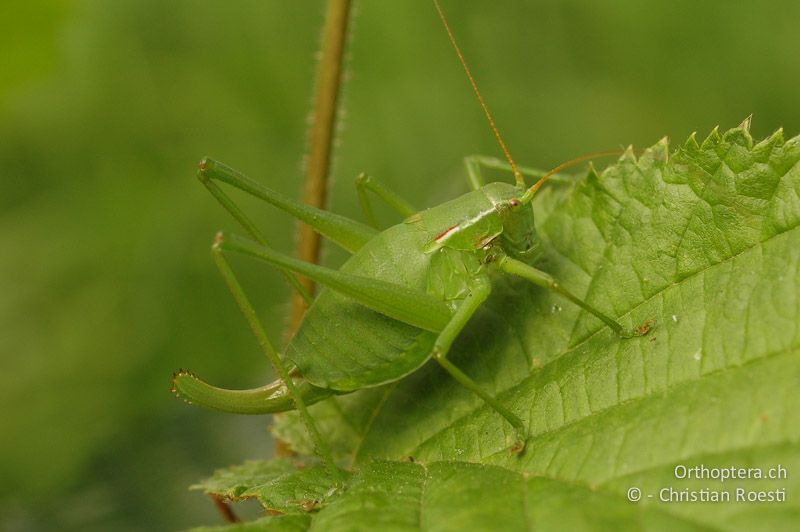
(1, 0), (797, 530)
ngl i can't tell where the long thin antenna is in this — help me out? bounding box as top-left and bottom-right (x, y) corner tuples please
(520, 149), (623, 203)
(433, 0), (525, 188)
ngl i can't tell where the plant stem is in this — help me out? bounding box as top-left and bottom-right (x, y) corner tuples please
(209, 494), (239, 524)
(289, 0), (353, 335)
(277, 0), (353, 459)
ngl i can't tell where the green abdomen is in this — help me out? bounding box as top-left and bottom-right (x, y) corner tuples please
(285, 223), (437, 391)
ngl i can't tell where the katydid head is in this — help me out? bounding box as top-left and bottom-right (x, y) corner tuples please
(495, 195), (541, 264)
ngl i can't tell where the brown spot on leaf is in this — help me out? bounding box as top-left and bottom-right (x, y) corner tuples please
(636, 319), (656, 336)
(301, 499), (322, 513)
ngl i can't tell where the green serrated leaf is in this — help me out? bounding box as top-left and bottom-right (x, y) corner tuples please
(191, 459), (297, 500)
(265, 126), (800, 530)
(200, 461), (717, 531)
(191, 459), (344, 515)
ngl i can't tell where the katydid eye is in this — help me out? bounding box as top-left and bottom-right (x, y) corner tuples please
(509, 199), (520, 207)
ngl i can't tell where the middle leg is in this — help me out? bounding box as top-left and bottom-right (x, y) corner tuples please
(464, 154), (572, 190)
(498, 256), (637, 338)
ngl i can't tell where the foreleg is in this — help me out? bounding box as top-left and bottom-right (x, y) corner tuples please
(430, 277), (527, 450)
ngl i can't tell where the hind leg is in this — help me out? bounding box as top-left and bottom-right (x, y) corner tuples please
(173, 235), (338, 474)
(198, 157), (376, 253)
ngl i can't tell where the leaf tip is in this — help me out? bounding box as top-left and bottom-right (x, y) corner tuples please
(772, 127), (785, 145)
(620, 144), (636, 162)
(650, 137), (670, 162)
(739, 114), (753, 132)
(753, 127), (786, 152)
(586, 161), (601, 182)
(683, 131), (700, 152)
(701, 126), (721, 148)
